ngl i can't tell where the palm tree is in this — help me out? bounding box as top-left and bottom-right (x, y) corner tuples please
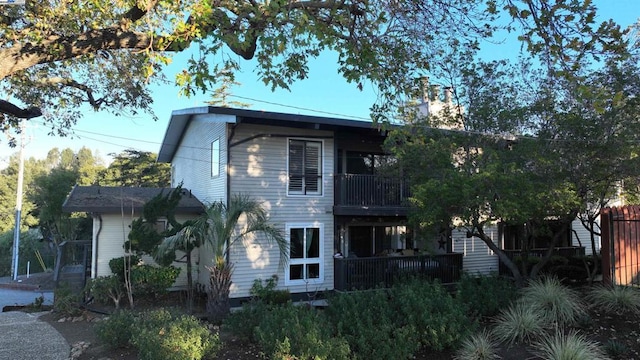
(159, 194), (287, 322)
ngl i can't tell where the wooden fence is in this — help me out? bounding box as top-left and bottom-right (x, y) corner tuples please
(601, 206), (640, 287)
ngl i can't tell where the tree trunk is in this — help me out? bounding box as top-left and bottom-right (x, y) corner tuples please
(186, 250), (193, 313)
(206, 262), (233, 324)
(474, 225), (525, 287)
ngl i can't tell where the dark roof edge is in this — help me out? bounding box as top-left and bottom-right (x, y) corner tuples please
(158, 106), (377, 163)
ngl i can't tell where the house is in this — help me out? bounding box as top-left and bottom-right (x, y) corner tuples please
(157, 105), (601, 302)
(62, 185), (205, 288)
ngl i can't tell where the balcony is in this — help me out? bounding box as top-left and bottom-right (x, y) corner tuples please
(334, 174), (411, 216)
(334, 253), (463, 291)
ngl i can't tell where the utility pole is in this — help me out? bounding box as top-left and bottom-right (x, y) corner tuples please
(11, 119), (25, 281)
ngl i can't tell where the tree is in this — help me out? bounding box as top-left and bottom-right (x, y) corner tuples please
(387, 51), (640, 286)
(206, 63), (251, 108)
(0, 0), (625, 135)
(158, 194), (287, 323)
(101, 150), (170, 187)
(0, 155), (44, 233)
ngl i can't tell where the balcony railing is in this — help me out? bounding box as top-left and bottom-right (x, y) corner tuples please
(334, 174), (411, 207)
(334, 253), (463, 291)
(498, 246), (586, 276)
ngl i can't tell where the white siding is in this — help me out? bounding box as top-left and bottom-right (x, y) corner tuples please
(452, 227), (500, 275)
(221, 124), (335, 298)
(572, 218), (601, 256)
(94, 213), (199, 288)
(171, 114), (229, 204)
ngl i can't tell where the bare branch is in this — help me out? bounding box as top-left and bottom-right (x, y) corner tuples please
(36, 77), (104, 109)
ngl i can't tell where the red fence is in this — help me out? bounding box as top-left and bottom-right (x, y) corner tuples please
(601, 206), (640, 287)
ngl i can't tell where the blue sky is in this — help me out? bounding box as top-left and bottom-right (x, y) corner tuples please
(1, 1), (639, 166)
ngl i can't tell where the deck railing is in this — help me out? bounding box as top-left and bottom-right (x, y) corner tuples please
(334, 253), (463, 291)
(498, 246), (586, 276)
(334, 174), (410, 207)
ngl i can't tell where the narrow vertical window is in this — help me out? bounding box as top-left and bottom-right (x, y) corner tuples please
(211, 138), (220, 178)
(288, 139), (322, 195)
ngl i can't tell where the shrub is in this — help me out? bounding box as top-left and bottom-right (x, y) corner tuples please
(492, 302), (546, 344)
(86, 275), (124, 309)
(603, 339), (629, 358)
(325, 289), (417, 359)
(95, 310), (137, 349)
(130, 264), (180, 297)
(519, 276), (585, 327)
(253, 304), (350, 360)
(132, 310), (220, 360)
(391, 279), (474, 351)
(250, 275), (291, 305)
(53, 283), (82, 317)
(457, 274), (518, 318)
(224, 300), (270, 340)
(532, 330), (611, 360)
(454, 331), (500, 360)
(587, 285), (640, 314)
(108, 255), (141, 282)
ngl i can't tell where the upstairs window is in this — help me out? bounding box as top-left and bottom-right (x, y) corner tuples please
(288, 139), (322, 195)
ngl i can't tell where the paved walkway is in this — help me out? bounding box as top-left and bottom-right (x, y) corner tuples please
(0, 311), (69, 360)
(0, 280), (67, 360)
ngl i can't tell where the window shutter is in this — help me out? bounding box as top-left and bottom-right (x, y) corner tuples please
(289, 140), (304, 193)
(305, 142), (320, 193)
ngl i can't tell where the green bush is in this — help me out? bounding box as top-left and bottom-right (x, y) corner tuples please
(457, 274), (518, 318)
(130, 309), (219, 360)
(250, 275), (291, 305)
(95, 310), (137, 349)
(224, 300), (270, 340)
(254, 303), (350, 360)
(391, 279), (474, 351)
(53, 283), (82, 317)
(85, 275), (124, 308)
(130, 264), (180, 297)
(108, 255), (141, 282)
(325, 288), (419, 359)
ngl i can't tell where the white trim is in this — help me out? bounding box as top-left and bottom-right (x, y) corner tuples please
(284, 222), (324, 286)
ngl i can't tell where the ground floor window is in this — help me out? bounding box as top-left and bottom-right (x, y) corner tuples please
(285, 223), (323, 285)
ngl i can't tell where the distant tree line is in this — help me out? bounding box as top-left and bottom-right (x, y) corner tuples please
(0, 148), (170, 276)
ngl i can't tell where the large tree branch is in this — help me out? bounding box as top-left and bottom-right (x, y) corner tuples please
(0, 99), (42, 119)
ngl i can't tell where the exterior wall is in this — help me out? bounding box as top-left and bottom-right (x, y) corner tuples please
(223, 123), (336, 299)
(571, 218), (601, 256)
(452, 226), (500, 275)
(93, 213), (198, 288)
(170, 113), (230, 205)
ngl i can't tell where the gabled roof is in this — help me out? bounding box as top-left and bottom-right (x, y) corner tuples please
(62, 186), (205, 214)
(158, 106), (383, 163)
